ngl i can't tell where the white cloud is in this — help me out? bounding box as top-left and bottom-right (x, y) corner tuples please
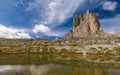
(32, 24), (62, 36)
(102, 1), (117, 11)
(100, 15), (120, 33)
(26, 0), (86, 27)
(0, 24), (31, 38)
(15, 0), (23, 7)
(33, 24), (50, 34)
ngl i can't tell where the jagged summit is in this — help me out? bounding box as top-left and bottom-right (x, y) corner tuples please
(65, 10), (103, 39)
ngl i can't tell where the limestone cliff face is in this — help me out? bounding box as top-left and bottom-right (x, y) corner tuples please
(65, 10), (103, 39)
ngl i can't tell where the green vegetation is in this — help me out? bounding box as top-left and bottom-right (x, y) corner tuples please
(60, 48), (69, 54)
(41, 46), (48, 53)
(98, 46), (103, 49)
(113, 46), (120, 55)
(104, 50), (112, 55)
(0, 37), (120, 60)
(49, 47), (57, 54)
(90, 47), (97, 51)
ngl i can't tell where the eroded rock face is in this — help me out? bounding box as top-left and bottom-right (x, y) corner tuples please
(65, 10), (103, 39)
(65, 29), (73, 39)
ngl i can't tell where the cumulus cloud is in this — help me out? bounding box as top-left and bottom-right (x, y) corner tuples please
(100, 15), (120, 33)
(0, 24), (31, 38)
(102, 1), (117, 11)
(26, 0), (86, 27)
(32, 24), (62, 36)
(33, 24), (50, 34)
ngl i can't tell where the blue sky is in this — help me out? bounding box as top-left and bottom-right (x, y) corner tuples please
(0, 0), (120, 39)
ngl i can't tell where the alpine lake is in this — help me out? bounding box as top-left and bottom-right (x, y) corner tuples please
(0, 53), (120, 75)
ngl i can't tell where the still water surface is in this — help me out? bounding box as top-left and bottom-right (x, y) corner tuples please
(0, 64), (120, 75)
(0, 54), (120, 75)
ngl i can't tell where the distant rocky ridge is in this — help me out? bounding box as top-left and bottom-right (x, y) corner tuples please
(65, 10), (103, 39)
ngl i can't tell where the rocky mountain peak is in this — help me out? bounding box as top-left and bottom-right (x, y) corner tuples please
(65, 10), (103, 39)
